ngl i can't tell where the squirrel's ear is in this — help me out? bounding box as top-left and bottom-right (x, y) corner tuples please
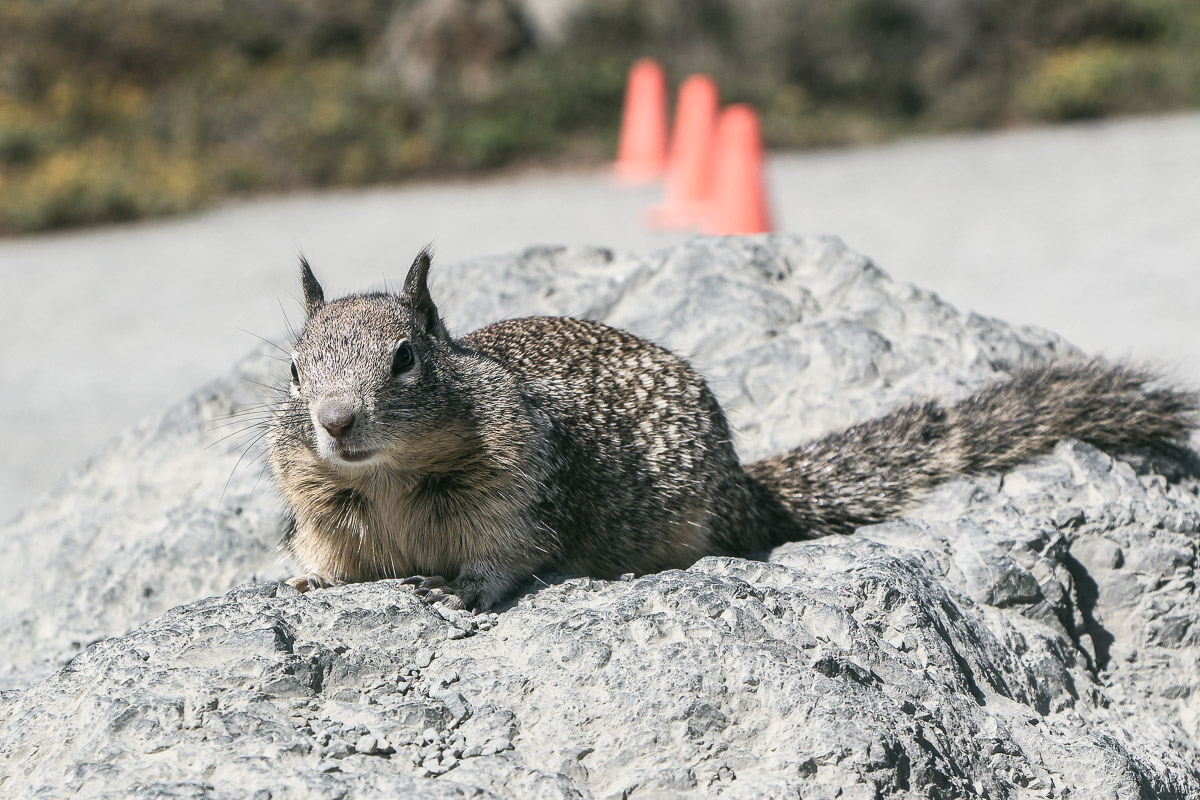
(299, 257), (325, 317)
(400, 247), (448, 340)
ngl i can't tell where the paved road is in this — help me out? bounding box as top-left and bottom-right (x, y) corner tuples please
(2, 112), (1198, 522)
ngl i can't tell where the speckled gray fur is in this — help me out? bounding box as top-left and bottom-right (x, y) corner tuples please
(0, 235), (1198, 798)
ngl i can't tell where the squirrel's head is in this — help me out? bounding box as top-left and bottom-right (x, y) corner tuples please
(286, 247), (464, 471)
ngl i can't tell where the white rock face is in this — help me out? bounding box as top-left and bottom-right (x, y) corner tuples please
(0, 235), (1196, 798)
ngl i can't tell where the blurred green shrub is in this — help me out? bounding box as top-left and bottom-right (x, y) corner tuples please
(1, 0), (1199, 234)
(1018, 45), (1142, 120)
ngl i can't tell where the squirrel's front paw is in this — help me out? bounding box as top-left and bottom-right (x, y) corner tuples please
(401, 575), (473, 611)
(286, 574), (340, 592)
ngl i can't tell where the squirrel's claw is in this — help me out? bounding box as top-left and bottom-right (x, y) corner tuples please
(401, 575), (469, 611)
(286, 574), (339, 592)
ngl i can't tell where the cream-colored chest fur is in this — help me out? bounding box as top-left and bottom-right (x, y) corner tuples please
(284, 458), (543, 584)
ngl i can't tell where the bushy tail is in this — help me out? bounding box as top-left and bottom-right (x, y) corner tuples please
(747, 360), (1199, 539)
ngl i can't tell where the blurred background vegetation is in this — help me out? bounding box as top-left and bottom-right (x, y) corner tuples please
(1, 0), (1198, 234)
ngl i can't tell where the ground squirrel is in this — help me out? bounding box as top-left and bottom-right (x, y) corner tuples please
(268, 248), (1198, 611)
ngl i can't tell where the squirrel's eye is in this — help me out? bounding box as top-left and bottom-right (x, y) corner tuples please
(290, 361), (300, 385)
(392, 342), (415, 376)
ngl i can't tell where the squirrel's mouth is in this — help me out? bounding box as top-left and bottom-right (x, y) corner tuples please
(334, 446), (377, 463)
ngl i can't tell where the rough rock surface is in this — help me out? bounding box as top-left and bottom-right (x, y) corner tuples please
(1, 235), (1197, 798)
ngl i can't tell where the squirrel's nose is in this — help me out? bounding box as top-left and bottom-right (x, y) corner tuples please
(317, 400), (357, 439)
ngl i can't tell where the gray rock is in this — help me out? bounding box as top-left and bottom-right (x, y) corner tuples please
(0, 234), (1196, 798)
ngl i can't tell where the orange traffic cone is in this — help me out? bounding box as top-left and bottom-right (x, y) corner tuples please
(649, 73), (719, 228)
(705, 104), (773, 235)
(614, 59), (668, 184)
